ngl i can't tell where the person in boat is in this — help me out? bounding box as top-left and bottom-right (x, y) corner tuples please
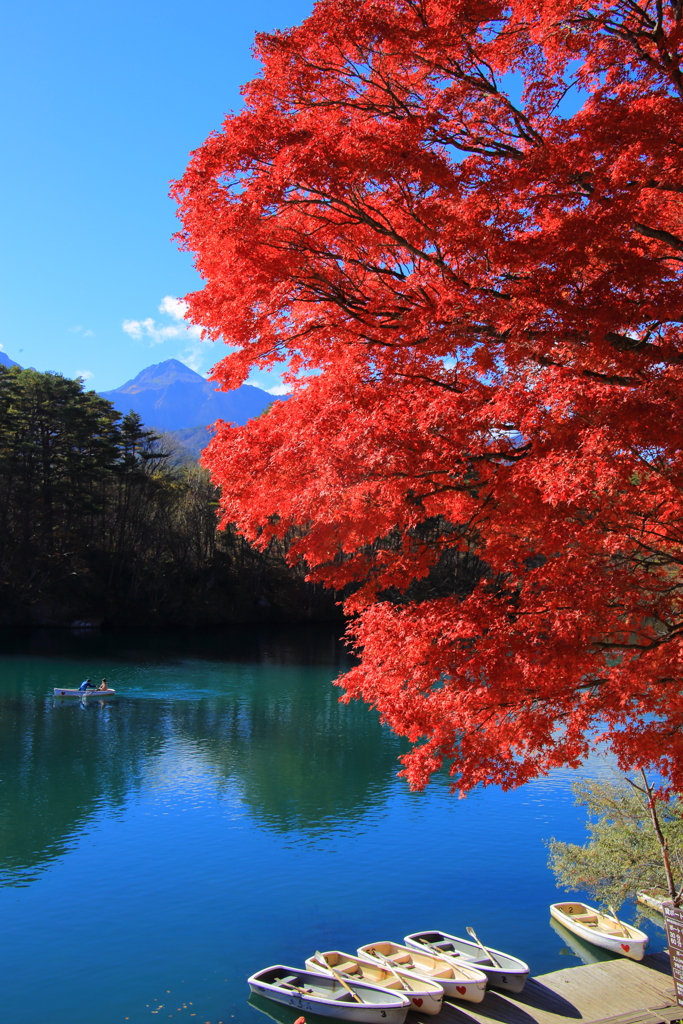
(99, 679), (108, 691)
(78, 678), (96, 692)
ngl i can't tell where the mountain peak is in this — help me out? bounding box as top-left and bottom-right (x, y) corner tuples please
(0, 351), (21, 369)
(116, 358), (206, 393)
(99, 359), (279, 434)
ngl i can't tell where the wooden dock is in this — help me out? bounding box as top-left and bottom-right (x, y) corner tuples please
(408, 954), (681, 1024)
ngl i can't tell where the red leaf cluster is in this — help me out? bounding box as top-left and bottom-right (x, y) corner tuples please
(172, 0), (683, 793)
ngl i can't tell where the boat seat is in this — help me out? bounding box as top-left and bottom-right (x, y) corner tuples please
(278, 975), (300, 985)
(573, 914), (599, 924)
(337, 962), (359, 974)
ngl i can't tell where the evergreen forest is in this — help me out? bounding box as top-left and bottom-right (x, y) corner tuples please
(0, 366), (338, 626)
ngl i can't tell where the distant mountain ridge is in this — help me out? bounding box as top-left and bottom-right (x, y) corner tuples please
(99, 358), (277, 432)
(0, 354), (274, 457)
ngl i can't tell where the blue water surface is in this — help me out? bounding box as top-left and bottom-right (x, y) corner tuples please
(0, 625), (666, 1024)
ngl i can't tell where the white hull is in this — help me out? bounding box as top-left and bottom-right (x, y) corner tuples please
(549, 917), (620, 965)
(248, 966), (409, 1024)
(54, 688), (116, 697)
(404, 931), (529, 994)
(550, 903), (649, 961)
(637, 891), (668, 914)
(306, 951), (444, 1016)
(358, 942), (487, 1003)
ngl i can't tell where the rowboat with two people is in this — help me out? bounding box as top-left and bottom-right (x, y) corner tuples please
(404, 929), (530, 993)
(306, 950), (444, 1015)
(357, 941), (487, 1002)
(54, 688), (116, 697)
(549, 902), (649, 961)
(54, 677), (115, 698)
(247, 965), (410, 1023)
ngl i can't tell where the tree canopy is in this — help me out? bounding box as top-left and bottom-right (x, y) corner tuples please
(548, 779), (683, 908)
(173, 0), (683, 792)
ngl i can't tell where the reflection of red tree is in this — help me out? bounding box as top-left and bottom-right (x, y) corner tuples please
(173, 0), (683, 794)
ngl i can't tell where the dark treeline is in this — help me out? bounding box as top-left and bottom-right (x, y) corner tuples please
(0, 366), (339, 626)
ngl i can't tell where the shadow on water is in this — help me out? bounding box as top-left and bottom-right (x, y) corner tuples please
(0, 625), (405, 883)
(0, 622), (354, 667)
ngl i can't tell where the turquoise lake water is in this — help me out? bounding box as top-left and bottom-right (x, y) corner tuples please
(0, 625), (666, 1024)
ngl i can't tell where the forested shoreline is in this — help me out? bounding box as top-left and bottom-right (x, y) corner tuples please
(0, 365), (340, 626)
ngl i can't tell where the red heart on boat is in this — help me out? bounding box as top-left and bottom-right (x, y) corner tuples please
(621, 944), (630, 952)
(413, 999), (423, 1007)
(456, 986), (467, 995)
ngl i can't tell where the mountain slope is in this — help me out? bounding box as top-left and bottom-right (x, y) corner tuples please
(0, 351), (21, 369)
(99, 358), (276, 430)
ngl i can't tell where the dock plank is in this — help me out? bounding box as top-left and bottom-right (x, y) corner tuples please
(407, 954), (680, 1024)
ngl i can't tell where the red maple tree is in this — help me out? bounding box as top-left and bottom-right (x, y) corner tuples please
(172, 0), (683, 793)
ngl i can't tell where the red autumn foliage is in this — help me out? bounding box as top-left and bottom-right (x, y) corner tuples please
(172, 0), (683, 793)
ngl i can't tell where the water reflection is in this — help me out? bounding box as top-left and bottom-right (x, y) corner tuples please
(549, 917), (619, 964)
(249, 992), (332, 1024)
(0, 691), (162, 884)
(166, 683), (405, 833)
(0, 627), (404, 884)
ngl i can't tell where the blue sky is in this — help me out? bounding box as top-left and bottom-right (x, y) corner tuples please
(0, 0), (312, 392)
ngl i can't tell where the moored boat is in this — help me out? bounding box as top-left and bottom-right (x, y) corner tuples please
(637, 889), (669, 914)
(247, 965), (410, 1023)
(357, 941), (487, 1002)
(53, 688), (116, 697)
(404, 930), (529, 993)
(549, 902), (649, 961)
(305, 950), (444, 1016)
(549, 916), (620, 965)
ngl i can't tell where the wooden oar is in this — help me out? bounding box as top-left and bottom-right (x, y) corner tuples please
(366, 948), (419, 992)
(607, 904), (630, 939)
(281, 982), (315, 996)
(314, 952), (363, 1004)
(466, 927), (502, 968)
(416, 936), (461, 960)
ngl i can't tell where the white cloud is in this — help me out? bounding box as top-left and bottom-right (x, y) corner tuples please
(159, 295), (189, 320)
(78, 370), (94, 380)
(68, 325), (95, 337)
(265, 383), (292, 395)
(122, 317), (183, 345)
(122, 296), (202, 348)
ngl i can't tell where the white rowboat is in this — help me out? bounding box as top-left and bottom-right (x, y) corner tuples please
(306, 950), (444, 1016)
(247, 965), (410, 1023)
(404, 930), (529, 993)
(637, 890), (669, 915)
(549, 916), (620, 965)
(54, 688), (116, 697)
(549, 902), (649, 961)
(357, 941), (487, 1003)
